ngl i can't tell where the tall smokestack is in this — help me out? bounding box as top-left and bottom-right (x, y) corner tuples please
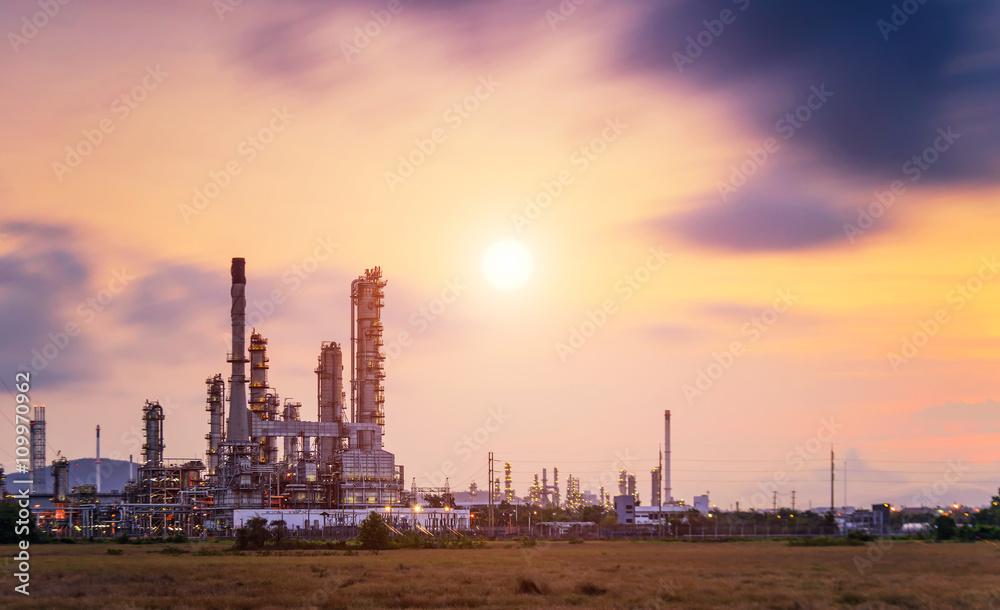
(664, 410), (672, 503)
(95, 425), (101, 493)
(227, 258), (250, 442)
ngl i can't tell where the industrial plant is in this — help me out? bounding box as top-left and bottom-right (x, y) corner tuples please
(17, 259), (471, 537)
(8, 259), (726, 540)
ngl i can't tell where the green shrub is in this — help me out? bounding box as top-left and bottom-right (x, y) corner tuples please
(357, 512), (392, 550)
(935, 516), (957, 541)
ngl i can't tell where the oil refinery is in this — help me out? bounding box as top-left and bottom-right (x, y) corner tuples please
(19, 258), (470, 537)
(11, 258), (714, 539)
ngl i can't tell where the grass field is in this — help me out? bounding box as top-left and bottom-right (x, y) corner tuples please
(2, 540), (999, 609)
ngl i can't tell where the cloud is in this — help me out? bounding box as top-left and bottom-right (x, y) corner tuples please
(0, 222), (97, 389)
(636, 323), (707, 344)
(654, 188), (860, 252)
(621, 0), (1000, 182)
(916, 400), (1000, 422)
(232, 0), (523, 94)
(118, 264), (228, 330)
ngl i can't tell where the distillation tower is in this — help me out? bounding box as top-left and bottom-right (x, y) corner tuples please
(206, 259), (403, 519)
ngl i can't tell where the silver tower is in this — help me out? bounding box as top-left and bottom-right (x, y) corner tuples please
(227, 258), (250, 442)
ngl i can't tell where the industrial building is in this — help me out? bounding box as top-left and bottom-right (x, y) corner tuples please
(22, 258), (467, 538)
(14, 265), (708, 537)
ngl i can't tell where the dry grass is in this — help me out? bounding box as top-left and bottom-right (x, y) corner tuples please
(1, 540), (999, 608)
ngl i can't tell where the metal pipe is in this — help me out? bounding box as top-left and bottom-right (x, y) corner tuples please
(350, 278), (360, 424)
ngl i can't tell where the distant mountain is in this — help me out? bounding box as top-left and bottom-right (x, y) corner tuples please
(60, 459), (138, 494)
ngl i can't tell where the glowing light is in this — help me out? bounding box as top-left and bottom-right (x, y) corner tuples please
(482, 240), (533, 290)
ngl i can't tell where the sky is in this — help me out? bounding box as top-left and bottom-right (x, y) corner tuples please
(1, 0), (999, 511)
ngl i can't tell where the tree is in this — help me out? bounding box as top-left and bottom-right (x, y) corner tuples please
(576, 505), (604, 524)
(271, 520), (288, 545)
(235, 516), (272, 549)
(423, 493), (456, 508)
(0, 503), (33, 543)
(357, 511), (392, 549)
(976, 489), (1000, 526)
(934, 515), (956, 541)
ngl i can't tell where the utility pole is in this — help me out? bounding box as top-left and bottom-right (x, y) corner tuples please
(791, 490), (795, 513)
(488, 452), (494, 529)
(773, 491), (777, 514)
(844, 459), (847, 512)
(658, 445), (663, 538)
(830, 446), (835, 519)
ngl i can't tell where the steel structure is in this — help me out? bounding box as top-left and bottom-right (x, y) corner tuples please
(142, 400), (165, 466)
(564, 475), (584, 513)
(51, 455), (69, 503)
(316, 341), (345, 464)
(115, 258), (410, 536)
(351, 267), (387, 446)
(205, 374), (225, 477)
(30, 405), (46, 491)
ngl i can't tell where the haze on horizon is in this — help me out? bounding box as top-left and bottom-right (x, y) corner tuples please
(1, 0), (999, 511)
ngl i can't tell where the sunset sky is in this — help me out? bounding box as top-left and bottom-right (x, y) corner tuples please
(2, 0), (999, 510)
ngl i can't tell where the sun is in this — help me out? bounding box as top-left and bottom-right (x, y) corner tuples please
(482, 240), (533, 290)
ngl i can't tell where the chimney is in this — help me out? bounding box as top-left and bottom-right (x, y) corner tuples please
(95, 425), (101, 493)
(227, 258), (250, 441)
(664, 410), (672, 503)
